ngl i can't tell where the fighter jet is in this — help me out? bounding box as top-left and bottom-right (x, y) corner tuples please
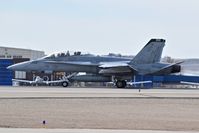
(7, 39), (181, 88)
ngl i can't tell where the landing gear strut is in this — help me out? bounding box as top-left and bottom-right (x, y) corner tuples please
(61, 72), (78, 87)
(116, 80), (127, 88)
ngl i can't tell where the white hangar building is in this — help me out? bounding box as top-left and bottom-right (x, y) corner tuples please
(0, 46), (45, 85)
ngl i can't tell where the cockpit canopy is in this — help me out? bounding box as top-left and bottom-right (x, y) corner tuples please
(43, 51), (93, 59)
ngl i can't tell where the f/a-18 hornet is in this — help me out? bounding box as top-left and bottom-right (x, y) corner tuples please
(7, 39), (181, 88)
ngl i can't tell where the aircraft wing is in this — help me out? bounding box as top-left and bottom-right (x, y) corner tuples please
(45, 61), (138, 75)
(45, 61), (131, 68)
(12, 79), (34, 84)
(99, 62), (138, 75)
(99, 61), (129, 68)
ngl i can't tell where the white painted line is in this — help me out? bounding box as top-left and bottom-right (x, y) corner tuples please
(0, 128), (196, 133)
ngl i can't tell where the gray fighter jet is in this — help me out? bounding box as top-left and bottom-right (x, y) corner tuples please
(7, 39), (181, 88)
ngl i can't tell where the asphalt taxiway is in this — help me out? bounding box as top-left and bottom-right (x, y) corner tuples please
(0, 86), (199, 131)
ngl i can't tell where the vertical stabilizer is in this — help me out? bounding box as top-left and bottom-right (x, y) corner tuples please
(130, 39), (165, 64)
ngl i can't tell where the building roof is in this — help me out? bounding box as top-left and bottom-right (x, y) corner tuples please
(0, 46), (44, 53)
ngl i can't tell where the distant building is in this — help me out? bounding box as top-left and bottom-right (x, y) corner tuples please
(0, 46), (45, 85)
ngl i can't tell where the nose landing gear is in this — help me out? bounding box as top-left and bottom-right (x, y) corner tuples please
(62, 81), (69, 87)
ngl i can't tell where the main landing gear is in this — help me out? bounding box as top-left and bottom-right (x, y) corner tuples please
(116, 80), (127, 88)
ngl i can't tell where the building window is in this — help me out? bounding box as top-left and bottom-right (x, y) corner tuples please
(15, 71), (26, 79)
(0, 55), (5, 58)
(13, 56), (22, 59)
(6, 55), (12, 58)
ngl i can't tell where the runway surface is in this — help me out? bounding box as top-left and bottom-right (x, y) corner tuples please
(0, 86), (199, 131)
(1, 86), (199, 98)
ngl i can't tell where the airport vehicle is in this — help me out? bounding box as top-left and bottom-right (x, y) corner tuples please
(7, 39), (181, 88)
(12, 76), (66, 86)
(12, 76), (47, 85)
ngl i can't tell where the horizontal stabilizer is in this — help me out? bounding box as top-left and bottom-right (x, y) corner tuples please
(151, 61), (183, 75)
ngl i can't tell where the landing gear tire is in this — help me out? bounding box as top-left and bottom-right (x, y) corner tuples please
(62, 81), (69, 87)
(122, 80), (127, 87)
(116, 80), (127, 88)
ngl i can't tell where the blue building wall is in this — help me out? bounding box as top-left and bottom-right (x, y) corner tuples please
(0, 59), (13, 85)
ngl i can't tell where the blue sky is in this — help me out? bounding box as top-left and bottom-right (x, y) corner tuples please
(0, 0), (199, 58)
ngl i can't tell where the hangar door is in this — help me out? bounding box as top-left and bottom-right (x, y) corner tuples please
(0, 59), (13, 85)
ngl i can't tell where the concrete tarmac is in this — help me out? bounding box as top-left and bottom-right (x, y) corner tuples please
(0, 86), (199, 131)
(0, 86), (199, 98)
